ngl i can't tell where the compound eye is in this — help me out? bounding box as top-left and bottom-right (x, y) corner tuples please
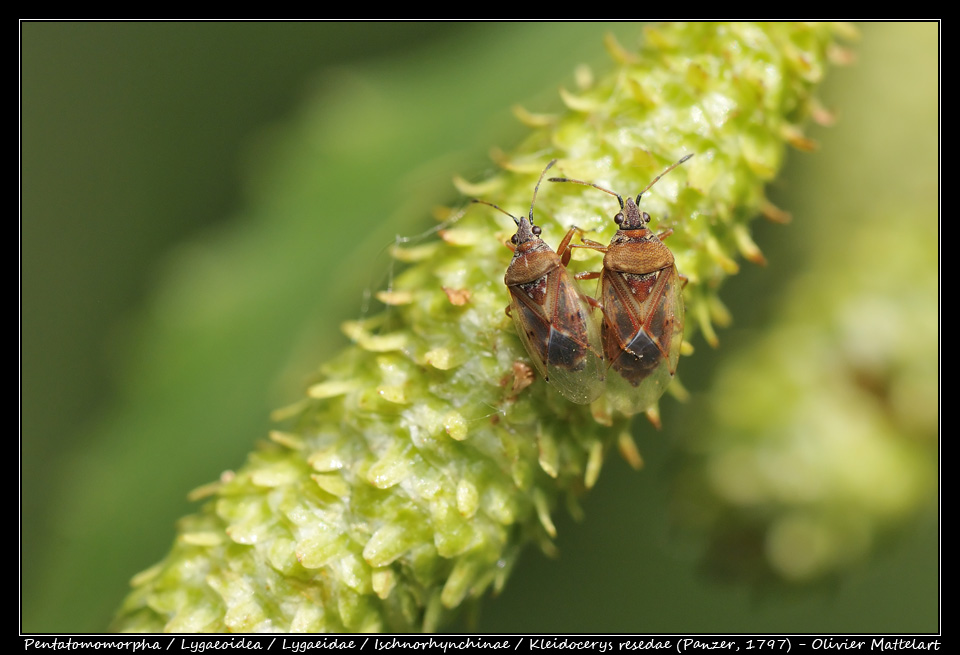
(641, 211), (651, 222)
(511, 234), (518, 245)
(614, 213), (624, 225)
(532, 225), (542, 236)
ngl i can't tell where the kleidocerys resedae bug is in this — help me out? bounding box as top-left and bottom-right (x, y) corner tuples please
(549, 154), (692, 415)
(473, 160), (604, 405)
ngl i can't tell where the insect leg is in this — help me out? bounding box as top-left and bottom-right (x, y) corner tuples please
(556, 226), (592, 266)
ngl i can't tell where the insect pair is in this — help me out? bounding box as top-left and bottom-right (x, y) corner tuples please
(476, 155), (691, 415)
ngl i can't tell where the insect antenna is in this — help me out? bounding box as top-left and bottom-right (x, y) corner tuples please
(635, 153), (694, 200)
(528, 158), (558, 223)
(472, 158), (559, 227)
(470, 198), (521, 226)
(549, 153), (694, 205)
(548, 174), (624, 208)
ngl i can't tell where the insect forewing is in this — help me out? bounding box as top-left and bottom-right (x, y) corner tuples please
(509, 265), (604, 405)
(543, 273), (604, 404)
(602, 263), (683, 414)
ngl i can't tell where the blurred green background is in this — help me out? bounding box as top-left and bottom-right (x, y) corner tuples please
(22, 22), (937, 633)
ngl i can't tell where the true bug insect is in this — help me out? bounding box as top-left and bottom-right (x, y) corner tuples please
(473, 160), (604, 405)
(549, 154), (692, 415)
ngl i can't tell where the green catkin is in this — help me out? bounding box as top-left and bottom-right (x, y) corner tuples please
(114, 23), (850, 632)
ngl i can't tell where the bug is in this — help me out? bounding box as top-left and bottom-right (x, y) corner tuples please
(549, 154), (692, 415)
(473, 160), (604, 405)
